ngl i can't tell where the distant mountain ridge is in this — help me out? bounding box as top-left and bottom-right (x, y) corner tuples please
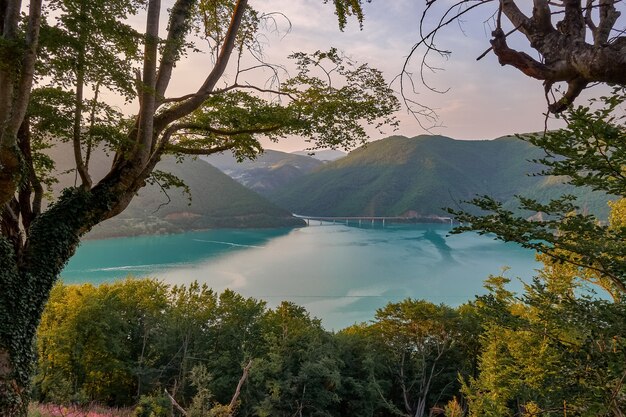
(269, 135), (612, 219)
(202, 149), (324, 196)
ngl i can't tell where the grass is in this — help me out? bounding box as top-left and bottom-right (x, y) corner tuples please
(28, 403), (133, 417)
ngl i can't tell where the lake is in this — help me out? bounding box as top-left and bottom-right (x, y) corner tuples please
(62, 223), (540, 330)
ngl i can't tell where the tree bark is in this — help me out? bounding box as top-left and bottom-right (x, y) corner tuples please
(494, 0), (626, 112)
(0, 181), (138, 416)
(0, 0), (42, 207)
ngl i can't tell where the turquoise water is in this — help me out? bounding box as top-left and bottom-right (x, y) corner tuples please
(62, 224), (539, 329)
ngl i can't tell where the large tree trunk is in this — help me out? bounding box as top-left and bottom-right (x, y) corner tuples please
(0, 187), (116, 417)
(0, 240), (29, 417)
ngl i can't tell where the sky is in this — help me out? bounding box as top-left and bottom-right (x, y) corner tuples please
(119, 0), (615, 152)
(242, 0), (571, 151)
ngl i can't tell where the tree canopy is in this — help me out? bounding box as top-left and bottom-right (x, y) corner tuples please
(0, 1), (398, 415)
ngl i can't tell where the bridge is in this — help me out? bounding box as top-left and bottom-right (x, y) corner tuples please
(293, 214), (454, 227)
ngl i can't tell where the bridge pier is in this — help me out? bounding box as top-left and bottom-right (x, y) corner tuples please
(295, 214), (429, 227)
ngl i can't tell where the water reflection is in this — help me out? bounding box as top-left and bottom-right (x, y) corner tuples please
(61, 224), (539, 329)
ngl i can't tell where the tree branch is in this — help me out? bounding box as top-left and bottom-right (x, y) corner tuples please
(0, 0), (22, 136)
(0, 0), (42, 207)
(154, 0), (249, 132)
(72, 45), (92, 190)
(155, 0), (196, 105)
(501, 0), (531, 35)
(559, 0), (585, 40)
(547, 78), (588, 112)
(490, 28), (555, 80)
(584, 0), (598, 35)
(164, 143), (235, 155)
(164, 389), (187, 416)
(135, 0), (161, 166)
(533, 0), (554, 32)
(227, 360), (253, 412)
(7, 0), (42, 138)
(596, 0), (621, 45)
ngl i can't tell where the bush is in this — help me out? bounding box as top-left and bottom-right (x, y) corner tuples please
(133, 395), (172, 417)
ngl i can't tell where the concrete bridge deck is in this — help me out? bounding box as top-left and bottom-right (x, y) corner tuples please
(293, 214), (453, 226)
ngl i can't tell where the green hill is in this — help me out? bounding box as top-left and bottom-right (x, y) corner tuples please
(269, 135), (612, 218)
(46, 144), (303, 239)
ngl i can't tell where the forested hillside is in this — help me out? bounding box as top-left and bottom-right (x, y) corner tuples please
(270, 135), (612, 218)
(87, 158), (304, 239)
(46, 144), (303, 239)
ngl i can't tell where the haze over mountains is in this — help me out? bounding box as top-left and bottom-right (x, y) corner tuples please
(291, 149), (347, 162)
(201, 150), (325, 196)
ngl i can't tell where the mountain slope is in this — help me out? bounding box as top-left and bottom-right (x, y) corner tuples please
(202, 149), (324, 196)
(270, 135), (611, 218)
(46, 143), (303, 239)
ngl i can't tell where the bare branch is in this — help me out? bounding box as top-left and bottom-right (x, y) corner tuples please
(533, 0), (555, 31)
(72, 55), (92, 190)
(476, 24), (522, 60)
(547, 78), (588, 112)
(415, 0), (626, 117)
(584, 0), (598, 34)
(0, 0), (42, 207)
(160, 121), (282, 140)
(228, 360), (253, 412)
(500, 0), (532, 35)
(490, 28), (555, 80)
(401, 0), (493, 129)
(164, 143), (235, 156)
(164, 389), (187, 416)
(232, 83), (296, 100)
(559, 0), (586, 40)
(7, 0), (43, 138)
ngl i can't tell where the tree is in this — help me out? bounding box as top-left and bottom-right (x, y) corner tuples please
(0, 0), (399, 415)
(409, 0), (626, 117)
(450, 91), (626, 299)
(445, 72), (626, 417)
(412, 3), (626, 413)
(463, 267), (626, 416)
(368, 299), (471, 417)
(251, 301), (341, 417)
(34, 280), (169, 405)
